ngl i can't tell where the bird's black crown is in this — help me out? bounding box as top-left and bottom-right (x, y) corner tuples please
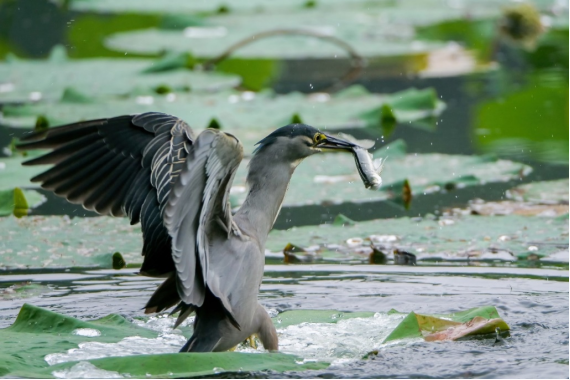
(254, 124), (320, 154)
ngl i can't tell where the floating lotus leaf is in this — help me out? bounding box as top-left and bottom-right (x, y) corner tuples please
(0, 304), (509, 378)
(0, 303), (510, 378)
(267, 213), (568, 264)
(2, 87), (445, 149)
(103, 6), (500, 59)
(66, 0), (429, 15)
(4, 138), (529, 214)
(381, 305), (509, 343)
(468, 200), (568, 217)
(1, 209), (567, 270)
(0, 303), (329, 378)
(0, 46), (240, 104)
(506, 178), (569, 204)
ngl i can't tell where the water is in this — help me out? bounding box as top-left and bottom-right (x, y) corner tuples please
(0, 265), (567, 378)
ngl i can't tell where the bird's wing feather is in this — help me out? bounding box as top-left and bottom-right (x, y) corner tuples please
(17, 112), (195, 277)
(164, 129), (243, 314)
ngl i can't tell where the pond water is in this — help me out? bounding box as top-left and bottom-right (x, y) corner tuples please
(0, 264), (568, 378)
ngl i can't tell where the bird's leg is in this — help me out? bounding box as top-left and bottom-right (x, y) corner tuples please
(247, 334), (258, 349)
(231, 219), (246, 240)
(216, 216), (229, 234)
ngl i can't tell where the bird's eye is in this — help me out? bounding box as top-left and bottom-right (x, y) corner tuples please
(313, 133), (326, 145)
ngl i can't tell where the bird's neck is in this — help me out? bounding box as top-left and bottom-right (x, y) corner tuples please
(236, 151), (298, 246)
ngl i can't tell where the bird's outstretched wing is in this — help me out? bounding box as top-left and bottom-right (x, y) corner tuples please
(17, 112), (195, 277)
(163, 129), (243, 319)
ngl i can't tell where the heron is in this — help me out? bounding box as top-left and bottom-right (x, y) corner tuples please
(17, 112), (358, 352)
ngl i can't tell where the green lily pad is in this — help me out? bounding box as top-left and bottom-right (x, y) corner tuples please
(104, 5), (500, 59)
(232, 147), (531, 208)
(2, 87), (445, 145)
(0, 303), (157, 378)
(0, 46), (240, 104)
(49, 351), (328, 379)
(0, 154), (51, 191)
(0, 304), (328, 378)
(267, 214), (568, 263)
(1, 210), (567, 270)
(65, 0), (406, 14)
(468, 200), (568, 217)
(506, 179), (569, 204)
(382, 306), (509, 343)
(3, 139), (530, 213)
(0, 302), (509, 378)
(0, 215), (144, 270)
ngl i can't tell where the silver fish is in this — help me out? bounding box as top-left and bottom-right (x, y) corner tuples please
(352, 146), (385, 190)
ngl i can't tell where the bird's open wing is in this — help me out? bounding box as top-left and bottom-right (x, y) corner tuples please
(163, 129), (243, 317)
(17, 112), (195, 277)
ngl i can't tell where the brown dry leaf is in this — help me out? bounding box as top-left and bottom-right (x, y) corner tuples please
(424, 316), (508, 341)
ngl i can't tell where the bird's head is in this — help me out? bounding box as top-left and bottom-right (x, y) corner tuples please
(254, 124), (356, 163)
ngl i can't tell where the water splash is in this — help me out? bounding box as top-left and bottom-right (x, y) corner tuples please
(72, 328), (101, 337)
(52, 361), (123, 379)
(45, 316), (189, 365)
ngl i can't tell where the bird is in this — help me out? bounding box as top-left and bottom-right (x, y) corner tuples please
(16, 112), (358, 353)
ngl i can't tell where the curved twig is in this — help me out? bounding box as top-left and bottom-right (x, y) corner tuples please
(203, 28), (366, 92)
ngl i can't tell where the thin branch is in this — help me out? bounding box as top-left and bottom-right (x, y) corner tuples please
(202, 28), (366, 93)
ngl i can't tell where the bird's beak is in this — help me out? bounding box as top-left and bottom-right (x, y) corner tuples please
(318, 134), (358, 151)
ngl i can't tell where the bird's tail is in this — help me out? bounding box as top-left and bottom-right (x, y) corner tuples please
(144, 273), (180, 314)
(180, 332), (222, 352)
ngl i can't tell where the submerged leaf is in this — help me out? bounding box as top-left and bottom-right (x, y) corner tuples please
(60, 87), (94, 103)
(332, 213), (356, 226)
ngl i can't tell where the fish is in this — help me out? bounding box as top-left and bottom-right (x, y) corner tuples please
(352, 146), (385, 190)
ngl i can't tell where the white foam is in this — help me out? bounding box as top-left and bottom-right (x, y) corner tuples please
(46, 312), (405, 376)
(45, 335), (187, 365)
(52, 361), (123, 379)
(46, 315), (189, 366)
(73, 328), (101, 337)
(233, 312), (405, 367)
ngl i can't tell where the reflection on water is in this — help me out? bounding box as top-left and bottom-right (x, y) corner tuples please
(0, 266), (567, 378)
